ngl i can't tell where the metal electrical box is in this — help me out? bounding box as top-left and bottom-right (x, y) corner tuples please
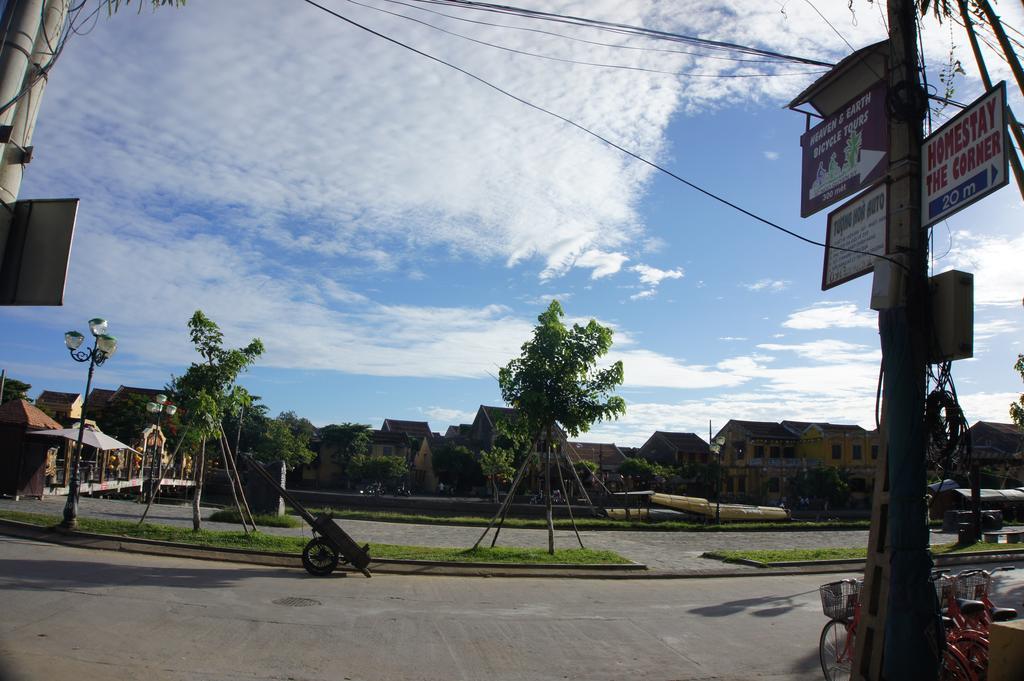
(929, 269), (973, 362)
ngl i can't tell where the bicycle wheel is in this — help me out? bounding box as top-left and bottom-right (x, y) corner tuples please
(302, 537), (339, 576)
(940, 645), (974, 681)
(948, 633), (988, 681)
(819, 619), (853, 681)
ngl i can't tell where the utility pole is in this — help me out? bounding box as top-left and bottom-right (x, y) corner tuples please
(878, 0), (941, 678)
(0, 0), (67, 267)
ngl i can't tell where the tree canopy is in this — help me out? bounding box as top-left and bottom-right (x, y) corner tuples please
(1, 377), (31, 404)
(431, 443), (481, 490)
(498, 300), (625, 444)
(348, 453), (407, 484)
(253, 415), (314, 469)
(320, 423), (373, 465)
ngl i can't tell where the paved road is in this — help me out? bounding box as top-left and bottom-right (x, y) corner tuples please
(1, 537), (1022, 681)
(0, 497), (969, 572)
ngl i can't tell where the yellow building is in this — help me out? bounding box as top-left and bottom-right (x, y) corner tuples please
(714, 420), (880, 507)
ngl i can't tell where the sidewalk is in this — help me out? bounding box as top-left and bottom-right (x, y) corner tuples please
(0, 495), (953, 573)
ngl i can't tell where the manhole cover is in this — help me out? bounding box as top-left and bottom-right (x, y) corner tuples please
(273, 597), (321, 607)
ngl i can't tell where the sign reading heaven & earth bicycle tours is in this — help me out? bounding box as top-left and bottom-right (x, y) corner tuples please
(921, 82), (1008, 226)
(800, 80), (889, 217)
(822, 183), (889, 290)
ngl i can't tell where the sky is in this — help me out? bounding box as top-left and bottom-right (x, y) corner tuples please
(1, 0), (1023, 447)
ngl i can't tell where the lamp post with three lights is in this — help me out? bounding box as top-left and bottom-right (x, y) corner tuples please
(708, 431), (726, 525)
(61, 318), (117, 529)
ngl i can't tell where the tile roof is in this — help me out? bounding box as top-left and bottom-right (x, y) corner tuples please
(782, 421), (869, 436)
(653, 431), (710, 452)
(381, 419), (433, 438)
(35, 390), (80, 405)
(969, 421), (1024, 460)
(111, 386), (166, 401)
(0, 399), (63, 429)
(726, 420), (799, 441)
(86, 388), (116, 408)
(567, 442), (626, 466)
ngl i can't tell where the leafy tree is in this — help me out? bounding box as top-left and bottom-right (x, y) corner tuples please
(789, 467), (850, 508)
(1, 377), (31, 404)
(498, 300), (625, 552)
(348, 453), (407, 485)
(253, 416), (314, 469)
(170, 310), (263, 530)
(431, 443), (481, 492)
(1011, 354), (1024, 430)
(96, 393), (151, 445)
(619, 457), (657, 480)
(480, 447), (515, 503)
(319, 423), (372, 468)
(277, 410), (316, 442)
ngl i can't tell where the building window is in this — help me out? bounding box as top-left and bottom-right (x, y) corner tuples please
(725, 477), (734, 493)
(871, 445), (879, 460)
(738, 477), (746, 493)
(768, 477), (780, 493)
(383, 446), (393, 456)
(853, 445), (863, 460)
(831, 444), (842, 459)
(754, 445), (764, 458)
(735, 445), (745, 459)
(783, 446), (795, 459)
(769, 446), (780, 458)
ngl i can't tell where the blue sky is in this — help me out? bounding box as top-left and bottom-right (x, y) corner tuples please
(1, 0), (1022, 446)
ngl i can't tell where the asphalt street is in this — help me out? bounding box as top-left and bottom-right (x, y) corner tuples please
(2, 536), (1023, 681)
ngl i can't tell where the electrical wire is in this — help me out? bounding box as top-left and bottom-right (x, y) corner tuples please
(801, 0), (857, 53)
(376, 0), (797, 65)
(408, 0), (835, 67)
(301, 0), (909, 269)
(345, 0), (826, 79)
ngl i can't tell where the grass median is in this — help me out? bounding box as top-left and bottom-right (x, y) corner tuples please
(703, 541), (1024, 566)
(0, 509), (629, 565)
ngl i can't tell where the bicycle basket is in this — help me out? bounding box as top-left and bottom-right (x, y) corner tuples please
(933, 577), (956, 605)
(953, 572), (990, 601)
(820, 580), (861, 620)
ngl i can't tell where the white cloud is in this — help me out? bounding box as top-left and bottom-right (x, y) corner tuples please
(943, 232), (1024, 307)
(421, 407), (476, 427)
(744, 278), (790, 292)
(756, 339), (879, 363)
(629, 289), (656, 300)
(763, 151), (780, 161)
(719, 336), (748, 342)
(632, 264), (685, 286)
(783, 302), (877, 330)
(571, 250), (630, 279)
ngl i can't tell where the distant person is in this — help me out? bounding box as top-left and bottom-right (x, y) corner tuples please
(437, 481), (445, 495)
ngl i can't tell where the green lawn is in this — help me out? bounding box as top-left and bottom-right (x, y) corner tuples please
(208, 509), (301, 528)
(296, 506), (873, 533)
(703, 541), (1024, 566)
(0, 509), (629, 565)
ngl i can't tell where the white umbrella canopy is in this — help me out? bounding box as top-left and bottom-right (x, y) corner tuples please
(29, 427), (140, 454)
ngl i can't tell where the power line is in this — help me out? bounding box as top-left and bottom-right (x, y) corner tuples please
(375, 0), (803, 65)
(300, 0), (906, 268)
(346, 0), (826, 79)
(408, 0), (835, 67)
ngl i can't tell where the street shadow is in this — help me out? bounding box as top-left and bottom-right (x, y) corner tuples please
(688, 590), (813, 618)
(0, 558), (350, 591)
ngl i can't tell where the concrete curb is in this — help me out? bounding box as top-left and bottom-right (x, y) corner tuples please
(719, 551), (1024, 570)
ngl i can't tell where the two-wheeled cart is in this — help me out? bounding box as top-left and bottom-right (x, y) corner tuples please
(241, 455), (372, 577)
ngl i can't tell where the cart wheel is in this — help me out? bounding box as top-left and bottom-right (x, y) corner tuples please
(302, 538), (339, 576)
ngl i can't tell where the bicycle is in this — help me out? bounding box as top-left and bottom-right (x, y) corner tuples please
(817, 577), (981, 681)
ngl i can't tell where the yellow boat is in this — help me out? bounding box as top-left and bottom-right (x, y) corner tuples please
(650, 493), (790, 521)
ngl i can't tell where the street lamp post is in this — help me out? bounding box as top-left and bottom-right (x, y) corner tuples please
(709, 434), (726, 524)
(144, 395), (176, 503)
(61, 318), (117, 529)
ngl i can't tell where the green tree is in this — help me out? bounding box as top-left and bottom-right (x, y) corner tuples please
(480, 447), (515, 503)
(619, 457), (656, 481)
(498, 300), (625, 552)
(431, 443), (481, 492)
(789, 467), (850, 509)
(96, 393), (151, 445)
(253, 416), (314, 469)
(170, 310), (264, 530)
(319, 423), (372, 469)
(1, 377), (31, 404)
(277, 410), (316, 442)
(1011, 354), (1024, 430)
(348, 453), (408, 485)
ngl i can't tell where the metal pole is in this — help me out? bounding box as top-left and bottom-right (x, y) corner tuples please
(61, 351), (94, 529)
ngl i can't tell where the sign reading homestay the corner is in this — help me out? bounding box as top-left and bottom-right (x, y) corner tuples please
(822, 183), (888, 290)
(921, 82), (1008, 226)
(800, 80), (889, 217)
